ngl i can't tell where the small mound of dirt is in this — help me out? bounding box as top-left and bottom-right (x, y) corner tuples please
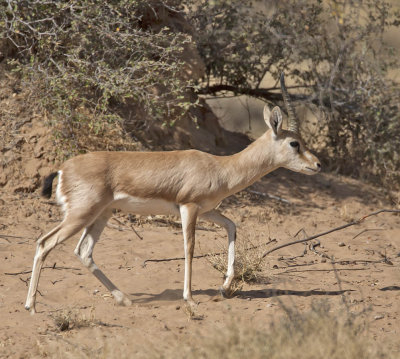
(0, 71), (57, 192)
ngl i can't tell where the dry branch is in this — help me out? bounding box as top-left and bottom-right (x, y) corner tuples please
(0, 234), (28, 241)
(142, 239), (276, 267)
(352, 228), (384, 240)
(247, 189), (291, 204)
(262, 209), (400, 258)
(111, 217), (144, 241)
(5, 265), (81, 276)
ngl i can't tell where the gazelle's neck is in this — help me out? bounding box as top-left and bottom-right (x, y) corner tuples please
(224, 130), (280, 193)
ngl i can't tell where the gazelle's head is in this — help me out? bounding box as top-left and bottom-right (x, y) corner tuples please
(263, 73), (321, 175)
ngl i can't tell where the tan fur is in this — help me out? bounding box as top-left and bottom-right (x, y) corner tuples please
(59, 130), (317, 211)
(25, 106), (321, 313)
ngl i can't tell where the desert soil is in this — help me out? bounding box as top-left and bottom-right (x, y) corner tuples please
(1, 88), (400, 358)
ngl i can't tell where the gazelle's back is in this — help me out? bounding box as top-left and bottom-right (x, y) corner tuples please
(59, 150), (230, 206)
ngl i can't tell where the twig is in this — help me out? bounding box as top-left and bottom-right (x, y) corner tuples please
(352, 228), (384, 240)
(247, 189), (291, 204)
(149, 217), (181, 229)
(129, 224), (144, 240)
(280, 267), (369, 274)
(106, 223), (125, 231)
(111, 217), (130, 230)
(280, 258), (384, 269)
(262, 209), (400, 258)
(286, 243), (308, 260)
(309, 239), (320, 252)
(377, 249), (393, 265)
(330, 259), (350, 313)
(112, 217), (144, 240)
(19, 277), (29, 285)
(112, 216), (215, 236)
(0, 234), (28, 241)
(142, 239), (277, 267)
(293, 228), (306, 238)
(5, 265), (81, 276)
(286, 229), (309, 260)
(151, 217), (214, 231)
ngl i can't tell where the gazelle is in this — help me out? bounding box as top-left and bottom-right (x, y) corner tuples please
(25, 73), (320, 314)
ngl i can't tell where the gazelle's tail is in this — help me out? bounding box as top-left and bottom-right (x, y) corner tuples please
(41, 172), (58, 198)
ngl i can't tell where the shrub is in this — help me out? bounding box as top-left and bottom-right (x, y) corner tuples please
(0, 0), (193, 155)
(189, 0), (400, 188)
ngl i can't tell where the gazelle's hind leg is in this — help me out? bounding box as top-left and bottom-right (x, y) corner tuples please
(74, 209), (132, 306)
(25, 208), (106, 314)
(200, 210), (236, 296)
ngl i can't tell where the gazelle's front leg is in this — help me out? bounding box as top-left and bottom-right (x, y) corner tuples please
(179, 203), (199, 304)
(200, 210), (236, 296)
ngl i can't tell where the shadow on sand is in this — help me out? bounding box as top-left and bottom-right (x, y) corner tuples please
(129, 287), (352, 304)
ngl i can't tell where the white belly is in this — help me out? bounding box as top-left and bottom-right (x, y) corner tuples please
(112, 193), (179, 216)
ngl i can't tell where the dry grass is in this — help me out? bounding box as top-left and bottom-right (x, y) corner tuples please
(182, 302), (391, 359)
(39, 302), (396, 359)
(51, 308), (98, 332)
(207, 231), (271, 288)
(183, 302), (204, 321)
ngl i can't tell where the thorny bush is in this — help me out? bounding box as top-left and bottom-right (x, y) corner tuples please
(189, 0), (400, 189)
(0, 0), (192, 155)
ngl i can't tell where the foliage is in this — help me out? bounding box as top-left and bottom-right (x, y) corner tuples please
(189, 0), (400, 188)
(0, 0), (192, 154)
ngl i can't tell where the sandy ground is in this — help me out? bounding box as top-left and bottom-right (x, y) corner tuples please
(1, 167), (399, 358)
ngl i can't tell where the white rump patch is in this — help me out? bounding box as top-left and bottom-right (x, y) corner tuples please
(113, 192), (179, 216)
(55, 170), (68, 212)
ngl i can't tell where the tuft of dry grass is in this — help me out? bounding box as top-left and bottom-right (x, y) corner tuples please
(51, 308), (97, 332)
(183, 303), (204, 321)
(207, 231), (271, 288)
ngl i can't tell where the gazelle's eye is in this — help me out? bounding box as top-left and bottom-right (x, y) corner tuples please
(290, 141), (299, 148)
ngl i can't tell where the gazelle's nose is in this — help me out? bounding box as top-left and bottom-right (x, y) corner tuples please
(316, 162), (321, 171)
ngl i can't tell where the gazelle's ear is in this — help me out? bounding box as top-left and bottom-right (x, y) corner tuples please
(264, 105), (283, 136)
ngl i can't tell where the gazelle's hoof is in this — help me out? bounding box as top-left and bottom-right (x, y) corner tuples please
(219, 286), (228, 298)
(25, 304), (36, 315)
(220, 285), (236, 298)
(115, 296), (132, 307)
(121, 296), (132, 306)
(112, 290), (132, 306)
(184, 297), (198, 308)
